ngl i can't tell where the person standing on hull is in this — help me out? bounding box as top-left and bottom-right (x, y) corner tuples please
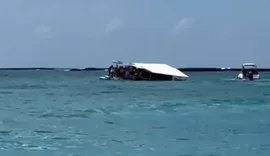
(108, 65), (113, 78)
(247, 72), (254, 80)
(247, 69), (255, 80)
(242, 65), (247, 79)
(114, 65), (118, 78)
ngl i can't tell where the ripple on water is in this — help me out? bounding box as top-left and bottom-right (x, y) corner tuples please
(38, 111), (90, 119)
(34, 130), (54, 134)
(51, 136), (69, 141)
(0, 91), (13, 95)
(104, 121), (114, 125)
(0, 130), (12, 135)
(152, 126), (167, 130)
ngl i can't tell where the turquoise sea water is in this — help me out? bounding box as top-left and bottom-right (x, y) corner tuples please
(0, 70), (270, 156)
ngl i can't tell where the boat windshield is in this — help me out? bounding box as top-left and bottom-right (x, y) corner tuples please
(242, 65), (257, 69)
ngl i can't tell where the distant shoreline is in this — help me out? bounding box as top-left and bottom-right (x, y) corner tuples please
(0, 67), (270, 72)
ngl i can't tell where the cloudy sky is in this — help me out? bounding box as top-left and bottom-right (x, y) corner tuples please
(0, 0), (270, 68)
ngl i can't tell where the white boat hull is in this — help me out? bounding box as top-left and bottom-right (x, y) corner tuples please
(237, 73), (260, 80)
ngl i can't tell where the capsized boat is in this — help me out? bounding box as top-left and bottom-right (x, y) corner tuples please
(100, 61), (189, 81)
(237, 63), (260, 80)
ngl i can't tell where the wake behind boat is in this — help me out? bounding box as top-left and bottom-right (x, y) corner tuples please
(100, 60), (189, 81)
(99, 75), (110, 80)
(99, 75), (121, 80)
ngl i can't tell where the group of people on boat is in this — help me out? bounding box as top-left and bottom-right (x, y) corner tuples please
(107, 64), (148, 80)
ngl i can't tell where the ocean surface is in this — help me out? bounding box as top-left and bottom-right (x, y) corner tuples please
(0, 70), (270, 156)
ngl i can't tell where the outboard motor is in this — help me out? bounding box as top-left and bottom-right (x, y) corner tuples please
(242, 69), (247, 78)
(247, 71), (254, 80)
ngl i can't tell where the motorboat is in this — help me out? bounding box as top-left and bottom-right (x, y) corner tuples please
(237, 63), (260, 80)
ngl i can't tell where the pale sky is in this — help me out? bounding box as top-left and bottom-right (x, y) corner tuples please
(0, 0), (270, 68)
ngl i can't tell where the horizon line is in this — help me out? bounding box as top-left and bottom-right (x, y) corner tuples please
(0, 66), (269, 69)
(0, 67), (270, 72)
